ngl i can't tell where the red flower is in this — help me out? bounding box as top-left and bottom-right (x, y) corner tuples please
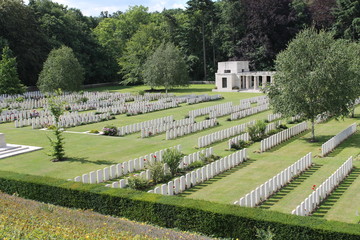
(312, 187), (315, 191)
(154, 155), (157, 158)
(144, 159), (146, 161)
(313, 185), (316, 187)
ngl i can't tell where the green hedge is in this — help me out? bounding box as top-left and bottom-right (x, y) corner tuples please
(0, 170), (359, 239)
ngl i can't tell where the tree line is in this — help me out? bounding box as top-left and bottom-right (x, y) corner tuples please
(0, 0), (359, 88)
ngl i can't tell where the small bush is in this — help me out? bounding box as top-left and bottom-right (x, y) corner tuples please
(127, 175), (149, 190)
(89, 129), (99, 134)
(47, 125), (57, 130)
(264, 119), (269, 123)
(248, 120), (267, 142)
(147, 161), (166, 184)
(187, 161), (205, 170)
(102, 125), (117, 136)
(278, 124), (288, 129)
(162, 148), (184, 177)
(15, 97), (24, 102)
(231, 140), (251, 150)
(232, 86), (240, 90)
(226, 118), (232, 121)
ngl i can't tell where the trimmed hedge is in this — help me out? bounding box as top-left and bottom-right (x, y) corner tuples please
(0, 170), (359, 239)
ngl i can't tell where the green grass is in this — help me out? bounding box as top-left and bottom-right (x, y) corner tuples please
(0, 84), (359, 224)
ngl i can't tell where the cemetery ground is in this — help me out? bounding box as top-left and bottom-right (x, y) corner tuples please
(0, 84), (359, 230)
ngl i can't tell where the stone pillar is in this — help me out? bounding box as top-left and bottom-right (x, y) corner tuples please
(254, 76), (259, 90)
(246, 76), (250, 89)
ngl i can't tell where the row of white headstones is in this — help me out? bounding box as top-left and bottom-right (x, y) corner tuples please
(107, 147), (215, 189)
(321, 123), (357, 157)
(142, 118), (195, 138)
(165, 118), (218, 140)
(70, 145), (182, 184)
(292, 156), (353, 216)
(234, 152), (313, 207)
(227, 120), (281, 149)
(188, 102), (233, 118)
(208, 102), (251, 118)
(267, 113), (282, 122)
(260, 121), (308, 152)
(198, 120), (255, 148)
(117, 115), (174, 136)
(15, 112), (111, 129)
(230, 104), (270, 120)
(148, 148), (247, 196)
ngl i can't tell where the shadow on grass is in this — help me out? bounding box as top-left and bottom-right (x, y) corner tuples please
(325, 133), (360, 158)
(178, 159), (257, 197)
(266, 129), (311, 153)
(65, 157), (114, 165)
(259, 164), (323, 209)
(312, 167), (360, 218)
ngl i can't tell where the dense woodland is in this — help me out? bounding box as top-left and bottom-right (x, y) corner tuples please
(0, 0), (359, 86)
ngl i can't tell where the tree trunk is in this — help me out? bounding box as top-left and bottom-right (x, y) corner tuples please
(202, 20), (207, 81)
(351, 104), (355, 118)
(311, 119), (315, 142)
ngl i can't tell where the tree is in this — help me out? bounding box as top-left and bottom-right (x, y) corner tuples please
(142, 42), (189, 93)
(119, 22), (169, 85)
(333, 0), (360, 40)
(0, 46), (26, 94)
(234, 0), (303, 70)
(266, 28), (360, 141)
(37, 46), (84, 92)
(47, 89), (66, 162)
(0, 0), (50, 86)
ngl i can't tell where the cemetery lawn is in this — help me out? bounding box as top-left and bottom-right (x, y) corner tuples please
(0, 84), (359, 224)
(181, 107), (360, 224)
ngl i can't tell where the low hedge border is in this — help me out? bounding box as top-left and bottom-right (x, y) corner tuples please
(0, 170), (359, 239)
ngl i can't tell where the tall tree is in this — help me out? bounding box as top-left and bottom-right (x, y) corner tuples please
(0, 46), (26, 94)
(37, 46), (84, 92)
(30, 0), (118, 84)
(234, 0), (302, 70)
(0, 0), (49, 86)
(186, 0), (215, 81)
(118, 20), (170, 85)
(308, 0), (337, 29)
(333, 0), (360, 40)
(142, 42), (189, 93)
(266, 28), (360, 141)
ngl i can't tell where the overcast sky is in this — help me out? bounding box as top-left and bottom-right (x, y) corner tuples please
(25, 0), (188, 16)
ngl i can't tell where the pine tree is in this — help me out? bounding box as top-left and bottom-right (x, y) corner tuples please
(0, 46), (26, 94)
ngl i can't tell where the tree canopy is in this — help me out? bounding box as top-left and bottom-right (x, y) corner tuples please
(0, 0), (359, 86)
(37, 46), (84, 93)
(142, 42), (189, 93)
(266, 28), (360, 141)
(0, 46), (26, 94)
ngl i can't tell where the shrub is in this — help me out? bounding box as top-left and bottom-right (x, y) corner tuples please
(226, 118), (232, 121)
(248, 120), (267, 142)
(162, 148), (184, 177)
(231, 140), (249, 150)
(232, 86), (240, 90)
(146, 161), (166, 184)
(89, 129), (99, 134)
(266, 129), (280, 137)
(102, 125), (117, 136)
(187, 161), (205, 170)
(127, 175), (149, 190)
(278, 124), (288, 129)
(15, 97), (24, 102)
